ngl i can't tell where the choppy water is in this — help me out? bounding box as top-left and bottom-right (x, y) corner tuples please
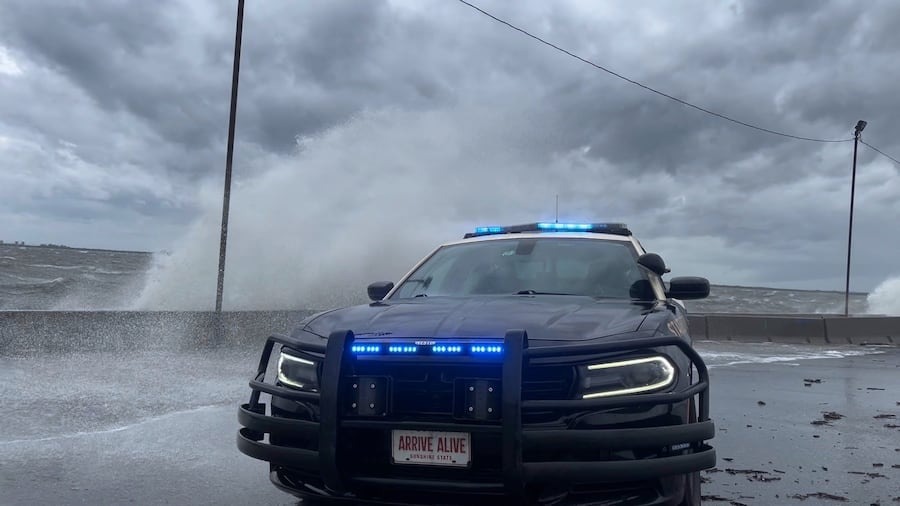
(0, 244), (878, 314)
(0, 245), (153, 310)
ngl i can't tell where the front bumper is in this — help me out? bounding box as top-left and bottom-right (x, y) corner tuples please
(237, 330), (716, 504)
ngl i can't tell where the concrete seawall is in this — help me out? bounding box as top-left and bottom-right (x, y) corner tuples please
(0, 310), (319, 355)
(686, 314), (898, 345)
(0, 310), (896, 355)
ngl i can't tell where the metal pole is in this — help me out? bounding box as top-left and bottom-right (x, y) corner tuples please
(215, 0), (245, 338)
(844, 120), (866, 316)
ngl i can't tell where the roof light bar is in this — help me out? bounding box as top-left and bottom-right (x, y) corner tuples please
(465, 222), (630, 238)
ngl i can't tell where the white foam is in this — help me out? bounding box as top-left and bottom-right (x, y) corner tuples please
(866, 275), (900, 315)
(2, 276), (67, 287)
(90, 268), (132, 275)
(24, 263), (84, 270)
(698, 342), (884, 369)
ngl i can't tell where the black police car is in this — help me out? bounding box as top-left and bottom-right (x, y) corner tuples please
(237, 222), (715, 505)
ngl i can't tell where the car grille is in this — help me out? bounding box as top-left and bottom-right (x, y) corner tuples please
(523, 365), (576, 400)
(345, 361), (575, 421)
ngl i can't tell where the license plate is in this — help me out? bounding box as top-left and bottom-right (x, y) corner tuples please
(391, 430), (471, 467)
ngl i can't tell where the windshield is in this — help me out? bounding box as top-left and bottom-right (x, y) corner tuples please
(390, 237), (653, 300)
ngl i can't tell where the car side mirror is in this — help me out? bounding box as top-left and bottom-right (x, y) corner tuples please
(637, 253), (670, 276)
(666, 276), (710, 300)
(367, 281), (394, 301)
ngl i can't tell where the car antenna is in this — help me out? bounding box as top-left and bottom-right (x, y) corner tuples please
(555, 194), (559, 223)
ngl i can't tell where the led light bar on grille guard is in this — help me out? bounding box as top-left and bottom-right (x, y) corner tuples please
(351, 340), (504, 358)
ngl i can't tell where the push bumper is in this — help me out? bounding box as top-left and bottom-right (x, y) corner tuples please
(237, 330), (716, 503)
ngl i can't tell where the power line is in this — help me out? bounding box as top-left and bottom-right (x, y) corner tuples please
(861, 140), (900, 166)
(456, 0), (854, 144)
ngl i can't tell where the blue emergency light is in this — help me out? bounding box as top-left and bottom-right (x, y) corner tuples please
(537, 222), (593, 231)
(470, 344), (503, 354)
(350, 344), (381, 354)
(465, 221), (630, 238)
(350, 341), (504, 357)
(433, 344), (463, 353)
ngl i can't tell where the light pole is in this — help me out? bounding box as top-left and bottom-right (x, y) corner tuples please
(844, 119), (866, 316)
(215, 0), (245, 340)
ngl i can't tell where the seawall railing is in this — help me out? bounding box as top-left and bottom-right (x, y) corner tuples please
(0, 310), (896, 355)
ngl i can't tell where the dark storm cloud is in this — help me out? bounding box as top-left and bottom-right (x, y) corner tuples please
(0, 1), (196, 138)
(1, 0), (899, 290)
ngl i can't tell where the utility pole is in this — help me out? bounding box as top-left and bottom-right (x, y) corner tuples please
(215, 0), (245, 341)
(844, 120), (866, 316)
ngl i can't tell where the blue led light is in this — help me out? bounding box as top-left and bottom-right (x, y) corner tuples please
(388, 345), (418, 353)
(474, 226), (504, 235)
(537, 222), (594, 231)
(432, 344), (463, 353)
(470, 344), (503, 354)
(351, 344), (381, 353)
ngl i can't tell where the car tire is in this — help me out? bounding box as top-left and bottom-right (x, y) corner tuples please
(678, 396), (702, 506)
(679, 470), (701, 506)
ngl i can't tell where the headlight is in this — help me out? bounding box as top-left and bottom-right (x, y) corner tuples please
(578, 356), (675, 399)
(277, 350), (319, 391)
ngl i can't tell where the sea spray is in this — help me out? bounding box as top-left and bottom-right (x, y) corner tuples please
(123, 103), (887, 314)
(866, 275), (900, 315)
(128, 105), (618, 311)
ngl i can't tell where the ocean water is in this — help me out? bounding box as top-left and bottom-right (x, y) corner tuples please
(0, 243), (879, 314)
(0, 245), (152, 311)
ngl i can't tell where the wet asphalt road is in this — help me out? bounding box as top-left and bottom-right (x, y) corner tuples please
(1, 342), (898, 505)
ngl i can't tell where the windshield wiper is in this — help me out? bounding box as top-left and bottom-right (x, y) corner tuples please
(514, 290), (577, 295)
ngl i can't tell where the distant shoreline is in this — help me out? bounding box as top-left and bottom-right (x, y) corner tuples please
(0, 243), (153, 256)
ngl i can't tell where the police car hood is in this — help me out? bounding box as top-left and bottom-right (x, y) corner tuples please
(299, 295), (656, 342)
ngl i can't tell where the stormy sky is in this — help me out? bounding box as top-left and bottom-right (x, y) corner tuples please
(2, 0), (899, 297)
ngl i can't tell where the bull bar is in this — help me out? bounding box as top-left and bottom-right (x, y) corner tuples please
(237, 329), (716, 500)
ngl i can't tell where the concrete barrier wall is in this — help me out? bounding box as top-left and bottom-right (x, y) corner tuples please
(706, 315), (827, 344)
(823, 316), (900, 344)
(0, 310), (318, 356)
(688, 314), (898, 345)
(1, 310), (896, 355)
(686, 315), (706, 340)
